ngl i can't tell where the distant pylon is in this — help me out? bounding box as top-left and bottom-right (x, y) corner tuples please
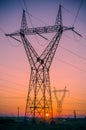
(53, 86), (69, 117)
(73, 110), (76, 119)
(17, 107), (19, 118)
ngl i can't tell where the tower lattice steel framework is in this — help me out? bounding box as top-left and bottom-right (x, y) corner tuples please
(53, 87), (69, 117)
(6, 5), (74, 120)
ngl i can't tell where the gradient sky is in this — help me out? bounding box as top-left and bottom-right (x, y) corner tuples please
(0, 0), (86, 117)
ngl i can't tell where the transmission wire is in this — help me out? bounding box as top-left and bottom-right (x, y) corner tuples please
(59, 45), (86, 61)
(57, 58), (86, 73)
(22, 0), (48, 47)
(72, 0), (83, 26)
(0, 27), (22, 47)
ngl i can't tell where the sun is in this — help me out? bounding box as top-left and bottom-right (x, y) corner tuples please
(45, 113), (49, 117)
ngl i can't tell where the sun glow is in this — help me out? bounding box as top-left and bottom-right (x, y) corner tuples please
(45, 113), (49, 117)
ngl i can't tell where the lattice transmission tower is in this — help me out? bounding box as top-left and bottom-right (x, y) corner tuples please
(53, 86), (69, 117)
(6, 4), (75, 120)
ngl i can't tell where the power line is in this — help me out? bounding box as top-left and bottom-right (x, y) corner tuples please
(0, 27), (22, 47)
(22, 0), (48, 46)
(47, 33), (86, 63)
(61, 5), (73, 16)
(73, 0), (83, 26)
(6, 35), (22, 47)
(71, 96), (86, 102)
(59, 45), (86, 61)
(73, 30), (86, 46)
(63, 33), (86, 52)
(23, 0), (33, 27)
(0, 87), (26, 95)
(25, 11), (49, 26)
(0, 86), (25, 91)
(0, 27), (5, 34)
(57, 58), (86, 73)
(0, 71), (21, 78)
(0, 78), (27, 87)
(0, 96), (26, 99)
(19, 0), (49, 26)
(18, 0), (23, 10)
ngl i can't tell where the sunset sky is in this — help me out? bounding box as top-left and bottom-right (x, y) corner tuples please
(0, 0), (86, 118)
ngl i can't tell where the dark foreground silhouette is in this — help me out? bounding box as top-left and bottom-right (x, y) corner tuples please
(0, 117), (86, 130)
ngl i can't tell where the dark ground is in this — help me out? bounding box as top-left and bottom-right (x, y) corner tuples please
(0, 117), (86, 130)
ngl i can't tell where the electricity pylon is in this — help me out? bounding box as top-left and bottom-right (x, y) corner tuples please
(73, 110), (76, 119)
(53, 86), (69, 117)
(17, 107), (19, 118)
(6, 4), (77, 120)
